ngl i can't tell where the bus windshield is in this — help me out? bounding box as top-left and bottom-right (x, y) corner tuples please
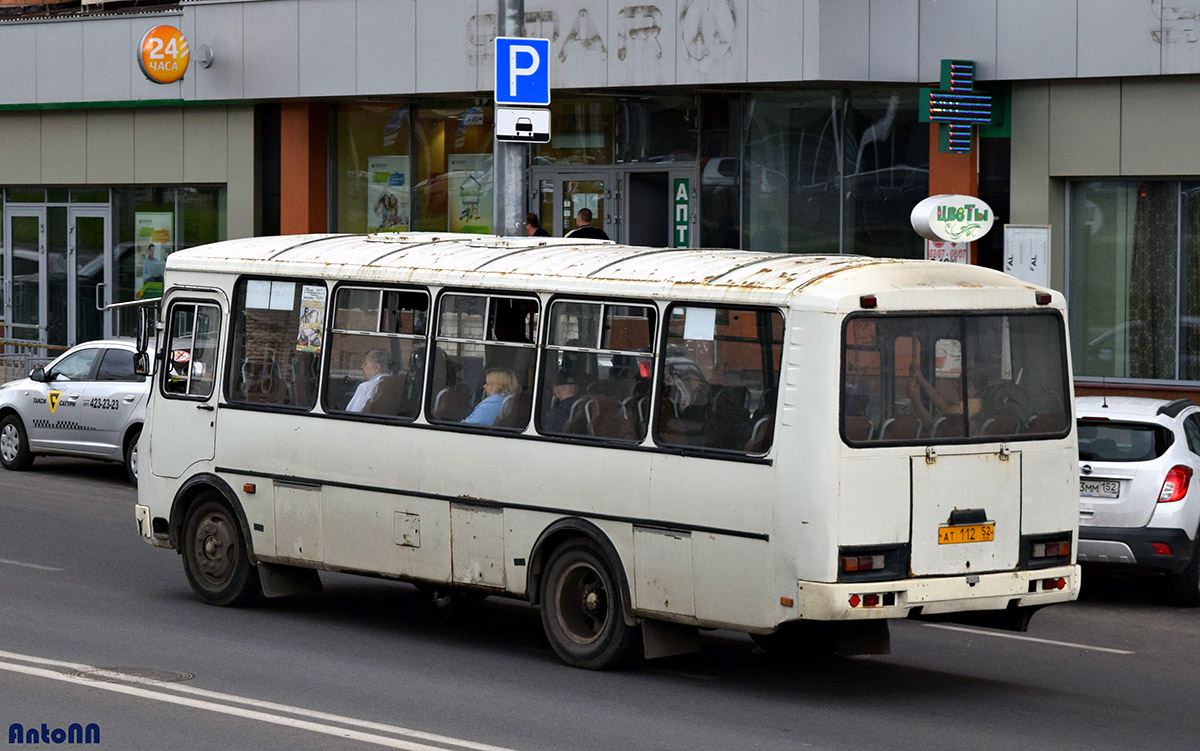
(842, 312), (1070, 444)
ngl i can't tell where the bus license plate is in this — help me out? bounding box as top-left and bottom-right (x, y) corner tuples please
(938, 523), (994, 545)
(1080, 479), (1119, 498)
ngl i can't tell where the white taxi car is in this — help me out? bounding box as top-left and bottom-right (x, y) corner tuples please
(1077, 396), (1200, 605)
(0, 339), (149, 484)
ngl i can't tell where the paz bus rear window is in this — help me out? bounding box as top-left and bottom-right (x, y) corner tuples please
(841, 312), (1070, 445)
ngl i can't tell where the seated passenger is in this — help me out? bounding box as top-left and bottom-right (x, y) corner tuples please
(544, 372), (583, 433)
(346, 349), (392, 412)
(463, 368), (519, 426)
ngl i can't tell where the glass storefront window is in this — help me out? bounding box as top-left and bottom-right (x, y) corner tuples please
(1069, 180), (1182, 381)
(333, 104), (412, 234)
(743, 90), (928, 257)
(615, 95), (696, 164)
(699, 93), (741, 249)
(413, 104), (494, 233)
(534, 98), (613, 165)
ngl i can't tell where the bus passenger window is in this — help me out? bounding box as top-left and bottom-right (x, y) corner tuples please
(227, 279), (325, 409)
(431, 293), (539, 429)
(537, 301), (656, 441)
(322, 286), (428, 419)
(654, 305), (783, 453)
(163, 303), (221, 399)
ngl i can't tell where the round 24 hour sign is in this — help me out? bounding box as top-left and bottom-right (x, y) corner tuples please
(138, 25), (191, 84)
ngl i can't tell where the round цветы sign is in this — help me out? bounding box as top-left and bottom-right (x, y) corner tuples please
(139, 25), (190, 85)
(910, 194), (995, 243)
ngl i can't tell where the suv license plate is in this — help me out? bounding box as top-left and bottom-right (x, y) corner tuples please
(938, 523), (994, 545)
(1080, 479), (1119, 498)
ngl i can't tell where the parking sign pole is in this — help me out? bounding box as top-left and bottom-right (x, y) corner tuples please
(493, 0), (527, 237)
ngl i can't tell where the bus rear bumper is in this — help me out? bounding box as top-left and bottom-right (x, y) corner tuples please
(135, 504), (172, 549)
(794, 564), (1080, 621)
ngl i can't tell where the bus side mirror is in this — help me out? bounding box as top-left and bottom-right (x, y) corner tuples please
(136, 306), (154, 354)
(133, 353), (149, 377)
(29, 367), (46, 382)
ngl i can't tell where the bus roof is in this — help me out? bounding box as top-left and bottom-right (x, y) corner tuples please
(165, 232), (1052, 309)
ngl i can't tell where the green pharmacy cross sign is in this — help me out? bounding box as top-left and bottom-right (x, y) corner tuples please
(919, 60), (993, 154)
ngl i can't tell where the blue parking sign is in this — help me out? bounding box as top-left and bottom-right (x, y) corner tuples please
(494, 37), (550, 106)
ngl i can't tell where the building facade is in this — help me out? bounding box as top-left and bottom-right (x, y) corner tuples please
(0, 0), (1195, 399)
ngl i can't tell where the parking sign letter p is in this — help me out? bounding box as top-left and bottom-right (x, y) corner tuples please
(509, 44), (539, 97)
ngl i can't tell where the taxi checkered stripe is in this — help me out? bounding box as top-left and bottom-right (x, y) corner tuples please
(31, 419), (98, 432)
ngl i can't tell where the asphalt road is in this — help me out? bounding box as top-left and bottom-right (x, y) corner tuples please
(1, 457), (1197, 750)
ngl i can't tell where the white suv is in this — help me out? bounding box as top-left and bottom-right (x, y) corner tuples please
(1076, 396), (1200, 605)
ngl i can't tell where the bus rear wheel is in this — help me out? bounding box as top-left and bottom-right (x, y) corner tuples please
(540, 541), (640, 670)
(182, 495), (261, 607)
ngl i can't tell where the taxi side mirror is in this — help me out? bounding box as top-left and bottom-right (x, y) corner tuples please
(29, 367), (46, 383)
(133, 353), (149, 377)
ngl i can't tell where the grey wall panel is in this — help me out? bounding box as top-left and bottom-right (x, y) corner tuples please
(808, 0), (868, 81)
(1077, 0), (1159, 77)
(918, 0), (997, 82)
(1047, 79), (1119, 176)
(542, 0), (609, 91)
(0, 112), (42, 183)
(299, 0), (356, 96)
(1161, 5), (1200, 74)
(415, 0), (479, 93)
(748, 0), (803, 82)
(130, 20), (185, 102)
(356, 0), (416, 95)
(802, 0), (817, 80)
(37, 23), (84, 103)
(83, 19), (133, 103)
(85, 110), (135, 184)
(677, 0), (748, 85)
(610, 0), (676, 86)
(244, 0), (299, 98)
(183, 108), (229, 183)
(1009, 83), (1052, 225)
(0, 25), (37, 104)
(997, 0), (1076, 80)
(193, 3), (245, 100)
(869, 0), (918, 82)
(40, 113), (87, 183)
(1121, 79), (1200, 174)
(226, 106), (258, 238)
(178, 10), (197, 102)
(133, 108), (184, 183)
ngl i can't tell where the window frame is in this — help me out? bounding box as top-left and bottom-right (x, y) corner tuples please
(46, 346), (103, 383)
(160, 299), (223, 402)
(321, 282), (432, 422)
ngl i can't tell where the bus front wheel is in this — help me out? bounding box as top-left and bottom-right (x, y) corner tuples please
(540, 541), (640, 670)
(182, 495), (261, 607)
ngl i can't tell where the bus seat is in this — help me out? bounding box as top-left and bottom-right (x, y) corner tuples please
(432, 385), (473, 422)
(705, 385), (751, 449)
(239, 357), (288, 404)
(586, 379), (623, 398)
(745, 415), (774, 453)
(584, 395), (636, 440)
(880, 414), (923, 440)
(844, 415), (874, 441)
(496, 391), (532, 429)
(363, 373), (408, 416)
(1027, 412), (1065, 433)
(561, 396), (593, 435)
(930, 414), (963, 439)
(978, 414), (1021, 436)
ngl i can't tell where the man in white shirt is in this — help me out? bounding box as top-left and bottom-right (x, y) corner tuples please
(346, 349), (392, 412)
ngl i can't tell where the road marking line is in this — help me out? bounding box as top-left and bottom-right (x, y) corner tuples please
(0, 656), (518, 751)
(923, 623), (1134, 654)
(0, 650), (91, 671)
(0, 557), (63, 571)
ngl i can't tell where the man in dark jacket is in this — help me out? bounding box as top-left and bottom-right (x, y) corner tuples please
(564, 208), (610, 240)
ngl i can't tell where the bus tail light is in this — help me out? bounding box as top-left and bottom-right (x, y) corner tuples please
(1032, 540), (1071, 558)
(1158, 465), (1192, 502)
(842, 554), (885, 573)
(849, 592), (896, 608)
(1041, 577), (1066, 591)
(837, 545), (909, 583)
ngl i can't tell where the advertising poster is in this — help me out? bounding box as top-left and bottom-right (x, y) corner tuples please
(296, 284), (327, 353)
(367, 155), (410, 232)
(447, 154), (492, 233)
(135, 212), (174, 300)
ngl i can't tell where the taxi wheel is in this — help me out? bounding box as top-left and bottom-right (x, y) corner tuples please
(539, 541), (640, 670)
(182, 495), (261, 607)
(124, 427), (141, 486)
(0, 414), (34, 471)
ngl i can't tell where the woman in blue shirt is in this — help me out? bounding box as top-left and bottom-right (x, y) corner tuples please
(463, 368), (519, 426)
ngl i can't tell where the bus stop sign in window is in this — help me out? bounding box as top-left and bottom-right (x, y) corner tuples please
(494, 37), (550, 106)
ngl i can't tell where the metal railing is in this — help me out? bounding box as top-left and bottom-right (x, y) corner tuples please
(0, 340), (69, 385)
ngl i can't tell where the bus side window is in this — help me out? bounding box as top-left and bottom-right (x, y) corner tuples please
(654, 305), (783, 453)
(227, 279), (323, 410)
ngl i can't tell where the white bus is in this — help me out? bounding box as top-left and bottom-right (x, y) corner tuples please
(133, 232), (1080, 669)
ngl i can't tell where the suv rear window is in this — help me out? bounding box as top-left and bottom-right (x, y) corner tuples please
(1077, 420), (1173, 462)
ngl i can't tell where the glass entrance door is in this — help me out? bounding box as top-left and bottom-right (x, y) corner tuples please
(560, 174), (612, 239)
(5, 208), (46, 344)
(69, 207), (111, 344)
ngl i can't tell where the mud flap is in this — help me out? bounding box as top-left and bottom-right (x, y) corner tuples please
(836, 620), (891, 656)
(258, 562), (323, 598)
(642, 619), (701, 659)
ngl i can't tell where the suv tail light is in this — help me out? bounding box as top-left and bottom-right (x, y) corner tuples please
(1158, 465), (1193, 503)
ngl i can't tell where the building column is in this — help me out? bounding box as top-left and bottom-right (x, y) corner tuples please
(928, 127), (980, 263)
(280, 102), (328, 235)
